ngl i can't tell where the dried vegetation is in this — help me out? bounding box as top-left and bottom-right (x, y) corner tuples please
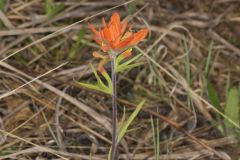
(0, 0), (240, 159)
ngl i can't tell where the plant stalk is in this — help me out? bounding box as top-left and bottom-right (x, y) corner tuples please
(111, 55), (117, 160)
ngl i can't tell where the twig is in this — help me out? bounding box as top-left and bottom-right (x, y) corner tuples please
(209, 29), (240, 56)
(0, 10), (14, 29)
(0, 62), (68, 99)
(55, 87), (68, 151)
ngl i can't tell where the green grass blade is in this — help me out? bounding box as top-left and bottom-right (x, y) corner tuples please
(207, 80), (224, 134)
(150, 116), (157, 160)
(41, 111), (59, 147)
(156, 107), (160, 160)
(182, 38), (192, 110)
(117, 100), (145, 143)
(204, 41), (213, 77)
(68, 27), (86, 60)
(45, 0), (64, 19)
(224, 87), (240, 134)
(207, 81), (221, 111)
(183, 39), (191, 86)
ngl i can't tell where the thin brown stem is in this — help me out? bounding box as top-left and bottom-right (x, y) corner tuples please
(111, 55), (118, 160)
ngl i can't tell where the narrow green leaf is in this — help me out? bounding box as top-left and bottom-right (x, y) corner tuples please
(116, 54), (124, 65)
(102, 71), (112, 93)
(150, 116), (157, 160)
(108, 100), (145, 160)
(116, 48), (133, 65)
(108, 148), (112, 160)
(45, 0), (64, 19)
(116, 62), (144, 73)
(78, 82), (110, 94)
(156, 107), (160, 160)
(90, 64), (109, 91)
(204, 41), (213, 77)
(183, 38), (191, 86)
(119, 106), (126, 128)
(78, 82), (100, 92)
(76, 27), (86, 45)
(117, 100), (145, 143)
(120, 53), (142, 67)
(207, 81), (221, 111)
(68, 27), (86, 59)
(116, 50), (142, 73)
(207, 80), (224, 134)
(77, 64), (112, 94)
(239, 84), (240, 99)
(224, 87), (240, 131)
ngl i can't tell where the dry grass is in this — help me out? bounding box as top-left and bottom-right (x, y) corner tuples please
(0, 0), (240, 159)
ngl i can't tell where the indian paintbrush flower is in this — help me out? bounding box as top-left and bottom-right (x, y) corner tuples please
(88, 12), (148, 74)
(81, 12), (148, 160)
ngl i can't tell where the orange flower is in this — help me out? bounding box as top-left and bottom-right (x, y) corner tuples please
(88, 12), (148, 52)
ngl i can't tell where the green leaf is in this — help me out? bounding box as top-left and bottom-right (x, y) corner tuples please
(116, 54), (124, 65)
(118, 106), (126, 129)
(183, 38), (191, 86)
(90, 64), (111, 94)
(78, 82), (110, 94)
(116, 48), (132, 64)
(116, 53), (142, 73)
(117, 100), (145, 143)
(0, 147), (15, 156)
(207, 81), (221, 111)
(108, 100), (145, 160)
(68, 27), (86, 60)
(78, 64), (112, 94)
(0, 0), (6, 11)
(207, 81), (224, 134)
(102, 70), (112, 92)
(116, 62), (144, 73)
(120, 52), (142, 66)
(45, 0), (64, 19)
(204, 41), (214, 77)
(224, 87), (240, 134)
(239, 83), (240, 99)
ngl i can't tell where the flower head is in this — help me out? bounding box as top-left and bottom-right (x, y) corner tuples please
(88, 12), (148, 52)
(88, 12), (148, 74)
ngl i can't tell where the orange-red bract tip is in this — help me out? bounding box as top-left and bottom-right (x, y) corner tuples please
(98, 60), (107, 74)
(88, 22), (100, 37)
(121, 20), (128, 35)
(130, 28), (148, 46)
(109, 12), (121, 27)
(92, 52), (109, 59)
(102, 17), (106, 28)
(122, 49), (132, 58)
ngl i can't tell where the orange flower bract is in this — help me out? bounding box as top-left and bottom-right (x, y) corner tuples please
(88, 12), (148, 74)
(88, 12), (148, 52)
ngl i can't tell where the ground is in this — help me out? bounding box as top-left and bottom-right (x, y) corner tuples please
(0, 0), (240, 160)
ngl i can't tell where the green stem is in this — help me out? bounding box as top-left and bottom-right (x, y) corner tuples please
(111, 55), (118, 160)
